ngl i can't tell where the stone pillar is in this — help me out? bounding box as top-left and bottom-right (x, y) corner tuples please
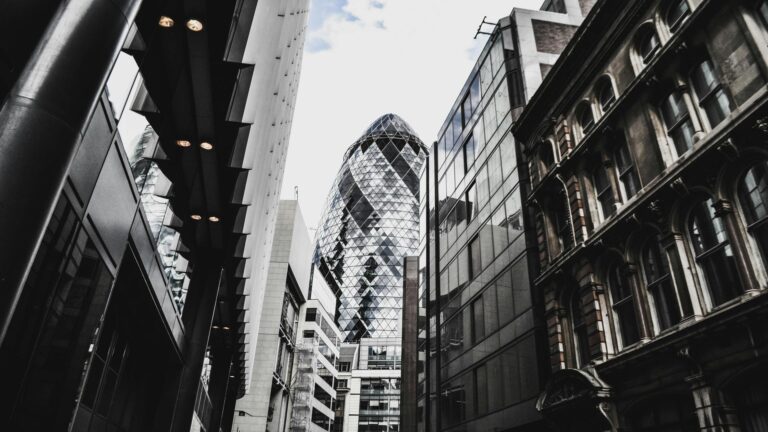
(0, 0), (143, 345)
(171, 256), (223, 432)
(686, 373), (728, 432)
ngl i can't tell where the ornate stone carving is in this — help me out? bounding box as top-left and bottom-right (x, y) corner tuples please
(753, 116), (768, 136)
(670, 177), (689, 197)
(713, 199), (733, 217)
(716, 138), (739, 161)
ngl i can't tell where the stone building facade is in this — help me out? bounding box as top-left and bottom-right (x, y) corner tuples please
(513, 0), (768, 430)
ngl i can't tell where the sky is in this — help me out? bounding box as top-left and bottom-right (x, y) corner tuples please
(281, 0), (544, 230)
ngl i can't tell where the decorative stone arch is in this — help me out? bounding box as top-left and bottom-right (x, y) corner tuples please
(536, 368), (615, 431)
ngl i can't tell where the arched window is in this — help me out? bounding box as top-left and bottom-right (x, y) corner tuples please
(539, 141), (555, 172)
(614, 139), (640, 199)
(570, 290), (590, 367)
(660, 90), (695, 156)
(689, 197), (743, 306)
(690, 59), (731, 128)
(596, 77), (616, 112)
(607, 263), (640, 348)
(636, 25), (660, 64)
(642, 239), (681, 331)
(740, 161), (768, 269)
(666, 0), (691, 31)
(592, 163), (615, 220)
(577, 102), (595, 136)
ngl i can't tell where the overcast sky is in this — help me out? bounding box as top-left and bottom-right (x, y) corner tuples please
(281, 0), (544, 230)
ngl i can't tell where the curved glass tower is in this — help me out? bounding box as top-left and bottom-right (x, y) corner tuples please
(313, 113), (427, 342)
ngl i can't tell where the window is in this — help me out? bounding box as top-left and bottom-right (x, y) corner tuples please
(471, 297), (485, 343)
(596, 77), (616, 112)
(740, 162), (768, 270)
(468, 236), (482, 280)
(642, 240), (681, 331)
(539, 141), (555, 176)
(592, 163), (615, 220)
(305, 308), (317, 322)
(760, 0), (768, 28)
(636, 25), (660, 64)
(577, 102), (595, 136)
(303, 330), (315, 338)
(463, 136), (475, 168)
(607, 263), (640, 347)
(628, 395), (699, 432)
(338, 362), (351, 372)
(570, 290), (590, 367)
(690, 59), (731, 128)
(660, 90), (696, 156)
(553, 187), (573, 254)
(666, 0), (690, 31)
(689, 197), (743, 306)
(614, 140), (640, 199)
(466, 182), (478, 222)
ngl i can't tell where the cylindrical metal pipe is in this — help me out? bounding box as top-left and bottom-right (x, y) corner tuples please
(0, 0), (142, 344)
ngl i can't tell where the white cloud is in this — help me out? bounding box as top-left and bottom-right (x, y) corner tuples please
(283, 0), (543, 230)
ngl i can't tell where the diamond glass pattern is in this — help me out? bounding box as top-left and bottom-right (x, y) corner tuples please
(314, 114), (427, 342)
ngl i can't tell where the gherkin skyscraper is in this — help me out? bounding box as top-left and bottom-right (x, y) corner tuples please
(313, 113), (427, 342)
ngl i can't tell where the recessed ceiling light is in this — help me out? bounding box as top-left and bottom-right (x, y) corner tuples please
(208, 215), (220, 223)
(176, 139), (191, 148)
(191, 214), (203, 221)
(222, 326), (230, 330)
(200, 141), (213, 150)
(159, 16), (175, 28)
(186, 19), (204, 32)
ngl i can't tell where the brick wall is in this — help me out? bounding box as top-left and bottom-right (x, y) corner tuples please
(532, 20), (579, 55)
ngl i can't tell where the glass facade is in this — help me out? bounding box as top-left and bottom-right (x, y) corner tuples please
(418, 23), (548, 432)
(360, 378), (401, 432)
(313, 114), (427, 342)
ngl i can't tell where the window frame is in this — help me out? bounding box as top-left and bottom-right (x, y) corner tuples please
(665, 0), (691, 31)
(659, 90), (696, 156)
(636, 25), (661, 64)
(592, 162), (615, 221)
(739, 161), (768, 271)
(641, 240), (682, 333)
(606, 262), (640, 349)
(689, 58), (732, 129)
(614, 139), (640, 200)
(577, 101), (596, 136)
(596, 76), (617, 113)
(570, 289), (590, 367)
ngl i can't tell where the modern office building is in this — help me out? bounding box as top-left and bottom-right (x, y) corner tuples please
(0, 1), (308, 431)
(313, 114), (426, 432)
(231, 200), (311, 432)
(291, 294), (344, 432)
(414, 1), (592, 431)
(513, 0), (768, 430)
(313, 113), (428, 343)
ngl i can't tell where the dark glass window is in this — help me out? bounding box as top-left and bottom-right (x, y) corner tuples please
(303, 330), (315, 338)
(593, 164), (615, 219)
(597, 77), (616, 112)
(466, 182), (478, 222)
(577, 102), (595, 135)
(660, 91), (696, 156)
(614, 140), (640, 199)
(553, 188), (573, 254)
(463, 136), (475, 168)
(607, 264), (640, 347)
(690, 59), (731, 127)
(689, 197), (743, 306)
(305, 308), (317, 322)
(468, 236), (482, 280)
(666, 0), (691, 30)
(570, 290), (590, 367)
(642, 240), (681, 331)
(539, 141), (555, 174)
(637, 26), (660, 63)
(732, 374), (768, 432)
(760, 0), (768, 28)
(451, 110), (463, 145)
(740, 162), (768, 270)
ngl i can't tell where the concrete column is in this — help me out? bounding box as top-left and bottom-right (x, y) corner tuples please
(171, 256), (223, 432)
(686, 373), (728, 432)
(0, 0), (143, 345)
